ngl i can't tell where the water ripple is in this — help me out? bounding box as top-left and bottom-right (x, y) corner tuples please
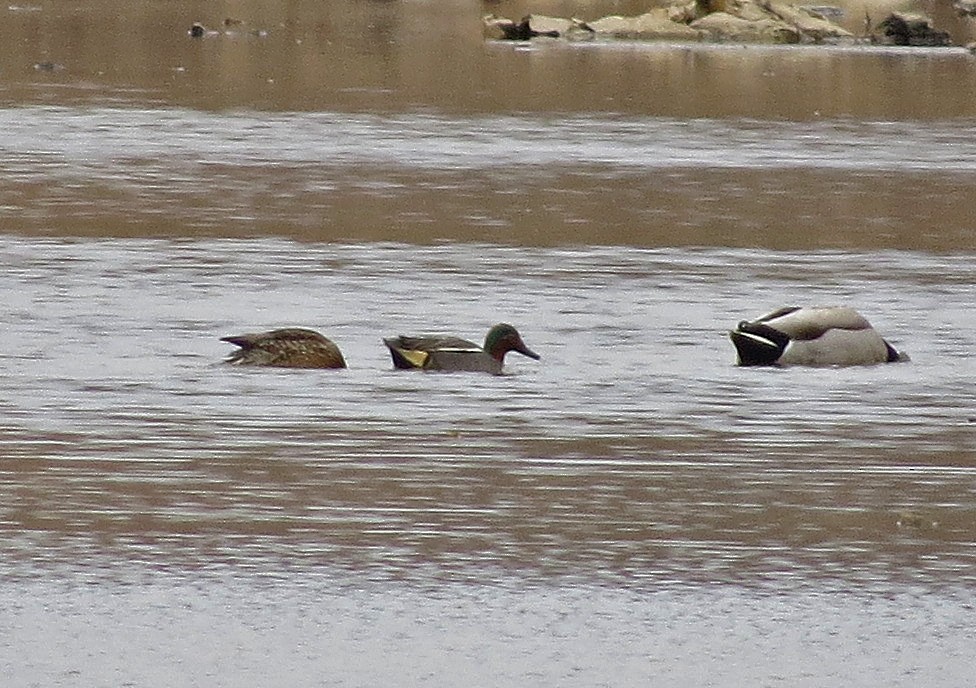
(0, 237), (973, 590)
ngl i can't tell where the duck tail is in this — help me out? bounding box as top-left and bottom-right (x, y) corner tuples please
(383, 338), (428, 369)
(884, 340), (909, 363)
(220, 334), (252, 349)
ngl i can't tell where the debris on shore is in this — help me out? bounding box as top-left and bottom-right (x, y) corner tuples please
(484, 2), (953, 46)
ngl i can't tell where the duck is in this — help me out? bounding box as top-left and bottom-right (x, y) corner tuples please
(383, 323), (540, 374)
(221, 328), (347, 368)
(729, 306), (906, 366)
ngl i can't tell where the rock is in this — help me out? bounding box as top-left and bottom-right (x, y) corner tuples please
(691, 11), (800, 43)
(695, 0), (730, 16)
(798, 5), (844, 21)
(483, 15), (527, 40)
(954, 0), (976, 16)
(729, 0), (777, 22)
(875, 12), (951, 47)
(483, 3), (941, 47)
(526, 15), (579, 37)
(586, 10), (704, 40)
(482, 14), (566, 40)
(765, 1), (853, 41)
(669, 2), (701, 24)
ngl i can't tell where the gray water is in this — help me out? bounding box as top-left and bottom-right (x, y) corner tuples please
(1, 234), (974, 686)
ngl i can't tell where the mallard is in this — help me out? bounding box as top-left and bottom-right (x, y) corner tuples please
(729, 306), (906, 366)
(383, 323), (540, 374)
(221, 328), (347, 368)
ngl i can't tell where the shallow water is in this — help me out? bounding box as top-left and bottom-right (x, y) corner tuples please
(4, 106), (976, 251)
(1, 237), (974, 685)
(2, 237), (974, 584)
(2, 1), (976, 685)
(3, 578), (974, 688)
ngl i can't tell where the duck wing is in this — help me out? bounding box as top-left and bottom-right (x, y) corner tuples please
(221, 327), (326, 348)
(388, 335), (480, 352)
(383, 334), (481, 369)
(760, 307), (872, 340)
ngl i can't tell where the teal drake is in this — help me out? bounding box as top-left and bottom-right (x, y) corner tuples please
(221, 328), (347, 369)
(730, 306), (907, 366)
(383, 323), (540, 374)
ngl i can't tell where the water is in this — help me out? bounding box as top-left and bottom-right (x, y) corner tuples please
(1, 237), (974, 685)
(4, 106), (976, 249)
(2, 1), (976, 685)
(3, 579), (974, 687)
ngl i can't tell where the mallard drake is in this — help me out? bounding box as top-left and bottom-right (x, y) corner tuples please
(221, 328), (347, 368)
(729, 306), (906, 366)
(383, 323), (540, 374)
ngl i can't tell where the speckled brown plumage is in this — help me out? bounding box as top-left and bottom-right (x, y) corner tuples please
(221, 328), (347, 369)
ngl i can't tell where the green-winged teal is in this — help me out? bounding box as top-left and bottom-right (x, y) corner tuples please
(221, 328), (347, 369)
(730, 306), (906, 366)
(383, 323), (540, 374)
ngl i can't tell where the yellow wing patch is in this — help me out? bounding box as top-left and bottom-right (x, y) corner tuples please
(400, 348), (429, 368)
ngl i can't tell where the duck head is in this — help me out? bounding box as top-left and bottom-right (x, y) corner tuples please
(483, 323), (540, 363)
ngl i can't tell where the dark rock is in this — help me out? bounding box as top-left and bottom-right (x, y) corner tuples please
(483, 15), (561, 40)
(876, 12), (951, 47)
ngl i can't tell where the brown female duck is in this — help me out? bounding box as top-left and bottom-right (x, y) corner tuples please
(221, 328), (347, 368)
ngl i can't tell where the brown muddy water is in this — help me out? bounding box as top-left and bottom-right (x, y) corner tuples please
(2, 1), (976, 687)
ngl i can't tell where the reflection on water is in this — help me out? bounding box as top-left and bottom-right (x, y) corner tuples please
(1, 238), (973, 592)
(3, 0), (976, 117)
(2, 106), (976, 250)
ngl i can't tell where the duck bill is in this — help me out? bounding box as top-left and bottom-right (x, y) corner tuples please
(515, 341), (541, 360)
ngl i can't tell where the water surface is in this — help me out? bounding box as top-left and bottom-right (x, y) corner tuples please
(1, 237), (974, 686)
(3, 106), (976, 251)
(2, 237), (973, 583)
